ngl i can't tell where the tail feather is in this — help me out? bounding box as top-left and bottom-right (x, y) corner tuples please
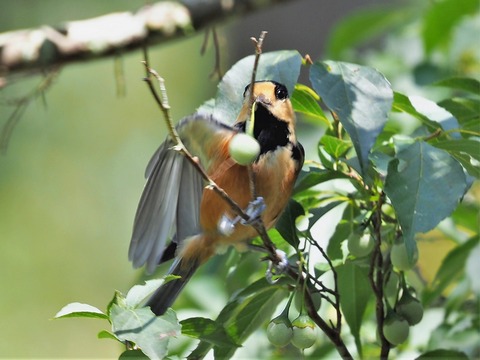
(146, 258), (199, 316)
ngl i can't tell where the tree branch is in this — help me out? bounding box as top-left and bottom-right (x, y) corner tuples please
(0, 0), (301, 84)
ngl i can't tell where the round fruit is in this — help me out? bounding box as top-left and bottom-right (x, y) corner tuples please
(396, 294), (423, 325)
(390, 241), (418, 271)
(291, 315), (317, 349)
(383, 312), (410, 346)
(348, 231), (375, 257)
(228, 133), (260, 165)
(267, 318), (293, 347)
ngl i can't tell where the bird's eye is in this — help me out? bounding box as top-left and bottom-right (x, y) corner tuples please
(275, 84), (288, 100)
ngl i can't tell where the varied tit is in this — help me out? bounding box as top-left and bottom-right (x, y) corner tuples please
(129, 80), (304, 315)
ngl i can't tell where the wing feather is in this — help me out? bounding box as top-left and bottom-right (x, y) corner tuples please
(129, 114), (238, 273)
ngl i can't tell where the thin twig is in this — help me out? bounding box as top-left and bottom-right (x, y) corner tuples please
(201, 28), (223, 80)
(0, 67), (60, 154)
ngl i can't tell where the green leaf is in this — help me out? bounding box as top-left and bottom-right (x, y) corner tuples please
(310, 61), (393, 173)
(437, 97), (480, 126)
(215, 287), (286, 358)
(337, 261), (372, 357)
(392, 92), (441, 131)
(320, 135), (352, 159)
(294, 167), (348, 195)
(198, 50), (302, 122)
(449, 151), (480, 179)
(409, 95), (460, 135)
(433, 77), (480, 95)
(416, 349), (469, 359)
(54, 302), (107, 320)
(326, 5), (414, 58)
(275, 199), (305, 248)
(181, 317), (239, 348)
(393, 92), (461, 135)
(188, 279), (288, 359)
(423, 236), (479, 306)
(291, 84), (330, 126)
(97, 330), (119, 341)
(434, 139), (480, 162)
(385, 141), (467, 260)
(110, 305), (181, 360)
(422, 0), (479, 55)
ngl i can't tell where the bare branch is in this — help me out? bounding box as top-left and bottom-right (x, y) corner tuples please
(0, 0), (302, 83)
(0, 68), (59, 153)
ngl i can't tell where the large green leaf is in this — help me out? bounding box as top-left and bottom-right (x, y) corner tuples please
(110, 305), (181, 360)
(198, 50), (302, 122)
(384, 141), (467, 258)
(310, 61), (393, 173)
(422, 0), (478, 55)
(337, 261), (372, 358)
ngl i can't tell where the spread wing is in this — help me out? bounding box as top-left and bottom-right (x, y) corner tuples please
(129, 114), (237, 273)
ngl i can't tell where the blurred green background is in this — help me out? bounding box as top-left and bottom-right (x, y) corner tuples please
(1, 0), (389, 357)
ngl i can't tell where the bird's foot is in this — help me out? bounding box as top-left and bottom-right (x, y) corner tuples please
(217, 197), (266, 236)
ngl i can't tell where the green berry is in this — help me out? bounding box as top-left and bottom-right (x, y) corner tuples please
(267, 318), (293, 347)
(396, 293), (423, 325)
(383, 312), (410, 346)
(291, 315), (317, 349)
(348, 231), (375, 258)
(228, 133), (260, 165)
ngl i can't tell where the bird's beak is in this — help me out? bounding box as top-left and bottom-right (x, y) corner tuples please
(254, 94), (271, 107)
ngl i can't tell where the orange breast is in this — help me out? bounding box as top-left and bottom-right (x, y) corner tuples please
(200, 144), (297, 240)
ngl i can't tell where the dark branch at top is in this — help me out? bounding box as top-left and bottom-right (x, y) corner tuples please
(0, 0), (300, 82)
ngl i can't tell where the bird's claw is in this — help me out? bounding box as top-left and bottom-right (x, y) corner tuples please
(266, 249), (288, 284)
(217, 197), (265, 236)
(240, 197), (266, 225)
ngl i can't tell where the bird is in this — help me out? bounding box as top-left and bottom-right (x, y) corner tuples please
(129, 80), (304, 316)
